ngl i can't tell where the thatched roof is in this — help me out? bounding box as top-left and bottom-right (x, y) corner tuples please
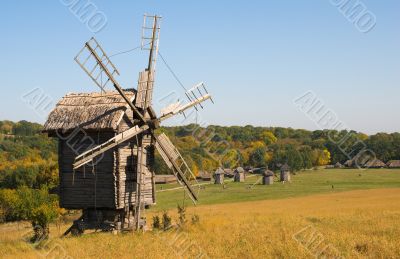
(154, 175), (177, 184)
(363, 159), (386, 168)
(215, 168), (225, 175)
(387, 160), (400, 168)
(197, 171), (211, 179)
(223, 168), (234, 176)
(281, 163), (290, 171)
(334, 162), (343, 168)
(234, 167), (245, 174)
(263, 170), (274, 177)
(344, 159), (355, 167)
(43, 90), (135, 132)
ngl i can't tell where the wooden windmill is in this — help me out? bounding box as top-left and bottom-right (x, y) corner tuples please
(44, 14), (213, 235)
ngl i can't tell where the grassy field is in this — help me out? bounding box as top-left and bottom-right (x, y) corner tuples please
(1, 169), (400, 259)
(153, 168), (400, 211)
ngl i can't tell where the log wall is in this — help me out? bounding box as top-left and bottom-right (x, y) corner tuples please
(58, 131), (116, 209)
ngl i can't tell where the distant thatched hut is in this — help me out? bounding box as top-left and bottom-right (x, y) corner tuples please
(214, 168), (225, 184)
(223, 168), (234, 178)
(234, 167), (245, 182)
(155, 175), (177, 184)
(387, 160), (400, 168)
(197, 171), (212, 181)
(344, 159), (355, 168)
(262, 169), (274, 185)
(363, 159), (386, 168)
(280, 164), (291, 182)
(334, 162), (344, 169)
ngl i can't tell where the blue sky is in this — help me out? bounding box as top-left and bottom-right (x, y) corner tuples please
(0, 1), (399, 134)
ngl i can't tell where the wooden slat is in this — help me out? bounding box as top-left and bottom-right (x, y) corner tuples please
(155, 133), (198, 204)
(73, 125), (148, 170)
(135, 70), (154, 109)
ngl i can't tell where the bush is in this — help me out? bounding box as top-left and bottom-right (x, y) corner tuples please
(177, 204), (187, 227)
(162, 211), (172, 231)
(152, 215), (161, 230)
(31, 203), (58, 242)
(191, 214), (200, 225)
(0, 189), (20, 221)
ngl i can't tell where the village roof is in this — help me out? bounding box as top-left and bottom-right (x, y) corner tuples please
(43, 90), (135, 132)
(223, 168), (234, 175)
(215, 168), (225, 175)
(387, 160), (400, 168)
(363, 159), (386, 168)
(263, 170), (274, 177)
(234, 167), (245, 173)
(281, 163), (290, 171)
(154, 174), (177, 184)
(334, 162), (343, 168)
(198, 171), (211, 178)
(344, 159), (354, 167)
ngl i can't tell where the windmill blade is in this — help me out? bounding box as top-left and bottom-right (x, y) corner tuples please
(135, 70), (154, 110)
(135, 15), (161, 111)
(155, 133), (199, 204)
(74, 37), (120, 92)
(75, 37), (146, 124)
(159, 84), (213, 122)
(73, 125), (149, 170)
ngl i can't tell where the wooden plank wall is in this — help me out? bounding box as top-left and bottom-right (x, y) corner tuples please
(117, 113), (155, 208)
(58, 131), (116, 209)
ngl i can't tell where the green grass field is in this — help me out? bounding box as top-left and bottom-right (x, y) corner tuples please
(152, 169), (400, 211)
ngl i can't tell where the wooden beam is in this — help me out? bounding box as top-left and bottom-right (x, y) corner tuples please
(73, 125), (149, 170)
(85, 42), (146, 124)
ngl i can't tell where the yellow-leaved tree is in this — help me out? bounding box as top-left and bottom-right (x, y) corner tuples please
(315, 149), (331, 166)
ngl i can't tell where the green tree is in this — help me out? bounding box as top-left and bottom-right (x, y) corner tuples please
(300, 146), (313, 169)
(249, 146), (267, 167)
(0, 187), (59, 241)
(285, 145), (303, 172)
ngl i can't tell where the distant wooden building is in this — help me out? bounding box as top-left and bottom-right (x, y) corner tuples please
(197, 171), (212, 181)
(214, 168), (225, 184)
(334, 162), (344, 168)
(387, 160), (400, 168)
(223, 168), (234, 178)
(363, 159), (386, 168)
(262, 169), (274, 185)
(155, 175), (177, 184)
(234, 167), (245, 182)
(280, 164), (291, 182)
(344, 159), (355, 168)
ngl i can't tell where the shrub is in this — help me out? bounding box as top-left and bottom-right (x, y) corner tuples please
(162, 211), (172, 231)
(0, 189), (20, 221)
(152, 215), (161, 230)
(191, 214), (200, 225)
(177, 204), (187, 227)
(30, 203), (58, 242)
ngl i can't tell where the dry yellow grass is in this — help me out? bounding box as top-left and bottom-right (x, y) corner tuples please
(1, 188), (400, 259)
